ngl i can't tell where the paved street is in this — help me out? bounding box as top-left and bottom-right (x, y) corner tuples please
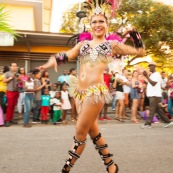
(0, 122), (173, 173)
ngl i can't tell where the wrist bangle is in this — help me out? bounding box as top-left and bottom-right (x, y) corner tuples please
(129, 30), (144, 48)
(55, 52), (68, 64)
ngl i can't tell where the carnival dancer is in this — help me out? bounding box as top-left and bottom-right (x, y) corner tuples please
(40, 1), (145, 172)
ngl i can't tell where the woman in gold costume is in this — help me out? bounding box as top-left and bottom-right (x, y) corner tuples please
(40, 1), (145, 172)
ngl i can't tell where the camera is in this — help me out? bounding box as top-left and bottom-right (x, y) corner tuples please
(45, 79), (50, 84)
(15, 73), (20, 77)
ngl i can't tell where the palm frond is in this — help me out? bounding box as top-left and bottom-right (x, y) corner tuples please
(0, 5), (20, 39)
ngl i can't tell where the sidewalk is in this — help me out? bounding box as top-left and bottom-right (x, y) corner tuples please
(9, 106), (145, 127)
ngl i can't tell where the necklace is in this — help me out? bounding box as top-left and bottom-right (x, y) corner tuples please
(90, 47), (98, 61)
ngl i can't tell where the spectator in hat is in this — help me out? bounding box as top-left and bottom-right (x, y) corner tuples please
(142, 62), (173, 128)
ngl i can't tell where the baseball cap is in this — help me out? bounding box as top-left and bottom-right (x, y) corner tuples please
(148, 62), (157, 66)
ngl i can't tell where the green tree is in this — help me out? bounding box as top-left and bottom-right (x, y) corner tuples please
(59, 0), (173, 71)
(117, 0), (173, 69)
(118, 0), (173, 50)
(119, 0), (173, 69)
(59, 5), (79, 34)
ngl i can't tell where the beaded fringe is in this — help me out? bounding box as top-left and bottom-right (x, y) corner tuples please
(74, 83), (112, 113)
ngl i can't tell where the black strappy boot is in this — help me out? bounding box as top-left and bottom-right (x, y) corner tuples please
(61, 136), (86, 173)
(105, 160), (119, 173)
(92, 133), (119, 173)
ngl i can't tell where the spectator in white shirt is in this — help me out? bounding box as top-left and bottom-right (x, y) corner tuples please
(121, 69), (130, 118)
(142, 62), (172, 128)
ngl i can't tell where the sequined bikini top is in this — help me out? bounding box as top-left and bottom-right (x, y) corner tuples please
(79, 41), (113, 64)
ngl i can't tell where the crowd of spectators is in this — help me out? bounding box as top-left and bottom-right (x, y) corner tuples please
(0, 62), (173, 128)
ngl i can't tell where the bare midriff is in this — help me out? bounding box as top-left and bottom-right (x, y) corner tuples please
(77, 60), (107, 90)
(77, 40), (113, 90)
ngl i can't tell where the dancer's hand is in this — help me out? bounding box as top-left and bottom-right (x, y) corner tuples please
(39, 55), (58, 72)
(122, 26), (136, 35)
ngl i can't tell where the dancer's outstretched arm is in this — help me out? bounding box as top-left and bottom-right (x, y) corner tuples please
(112, 42), (146, 57)
(39, 42), (83, 71)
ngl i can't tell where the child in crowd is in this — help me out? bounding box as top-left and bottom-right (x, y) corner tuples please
(41, 71), (51, 93)
(23, 71), (35, 128)
(49, 83), (58, 122)
(51, 91), (62, 125)
(32, 69), (46, 123)
(41, 88), (50, 123)
(61, 83), (71, 124)
(138, 106), (159, 123)
(159, 102), (172, 119)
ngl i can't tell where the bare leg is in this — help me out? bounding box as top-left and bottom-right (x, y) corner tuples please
(99, 110), (102, 118)
(123, 105), (129, 119)
(61, 97), (104, 172)
(139, 96), (144, 112)
(103, 103), (108, 118)
(89, 121), (118, 173)
(118, 99), (124, 120)
(70, 97), (77, 120)
(99, 104), (105, 119)
(115, 101), (120, 119)
(62, 110), (67, 123)
(131, 99), (139, 123)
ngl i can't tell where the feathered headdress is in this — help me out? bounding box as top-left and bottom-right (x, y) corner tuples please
(83, 0), (119, 19)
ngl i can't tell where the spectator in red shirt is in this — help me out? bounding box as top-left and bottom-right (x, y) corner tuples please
(99, 67), (112, 120)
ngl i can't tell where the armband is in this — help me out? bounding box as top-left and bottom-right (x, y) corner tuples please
(129, 30), (144, 48)
(55, 52), (68, 64)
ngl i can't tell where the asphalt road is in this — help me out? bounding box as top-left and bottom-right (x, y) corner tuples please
(0, 123), (173, 173)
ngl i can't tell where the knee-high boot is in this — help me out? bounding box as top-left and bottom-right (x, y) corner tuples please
(91, 132), (119, 173)
(61, 136), (86, 173)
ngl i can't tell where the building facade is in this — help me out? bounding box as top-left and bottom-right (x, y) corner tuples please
(0, 0), (77, 82)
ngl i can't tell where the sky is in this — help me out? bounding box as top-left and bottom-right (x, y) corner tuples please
(50, 0), (173, 33)
(158, 0), (173, 5)
(50, 0), (83, 32)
